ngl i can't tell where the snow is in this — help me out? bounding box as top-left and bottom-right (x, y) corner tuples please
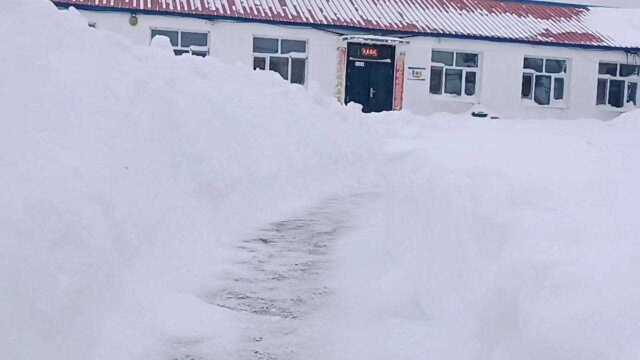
(313, 113), (640, 359)
(3, 1), (640, 360)
(541, 0), (639, 7)
(0, 1), (378, 359)
(586, 7), (640, 48)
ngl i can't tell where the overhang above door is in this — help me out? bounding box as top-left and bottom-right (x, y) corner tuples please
(340, 35), (411, 45)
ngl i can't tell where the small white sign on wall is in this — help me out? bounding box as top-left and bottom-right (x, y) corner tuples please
(408, 66), (426, 81)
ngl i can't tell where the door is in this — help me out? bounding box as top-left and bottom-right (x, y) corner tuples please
(345, 43), (396, 113)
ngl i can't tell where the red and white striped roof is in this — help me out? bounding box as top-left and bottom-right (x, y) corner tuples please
(52, 0), (639, 49)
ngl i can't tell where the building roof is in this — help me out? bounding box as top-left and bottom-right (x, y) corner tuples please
(52, 0), (640, 50)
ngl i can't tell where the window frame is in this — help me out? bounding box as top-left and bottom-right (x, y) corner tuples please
(252, 35), (309, 86)
(149, 27), (210, 57)
(596, 60), (640, 112)
(428, 49), (481, 102)
(521, 56), (569, 108)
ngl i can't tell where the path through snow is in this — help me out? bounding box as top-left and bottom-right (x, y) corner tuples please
(203, 193), (373, 360)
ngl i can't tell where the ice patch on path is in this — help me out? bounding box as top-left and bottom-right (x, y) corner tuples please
(205, 193), (374, 360)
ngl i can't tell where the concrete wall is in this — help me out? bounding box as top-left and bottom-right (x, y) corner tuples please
(76, 9), (636, 120)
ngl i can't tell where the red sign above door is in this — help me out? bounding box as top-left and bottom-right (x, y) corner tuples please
(360, 47), (379, 58)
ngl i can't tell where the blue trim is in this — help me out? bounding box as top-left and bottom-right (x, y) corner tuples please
(55, 2), (639, 52)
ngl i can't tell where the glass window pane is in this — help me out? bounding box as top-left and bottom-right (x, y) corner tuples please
(456, 53), (478, 68)
(430, 66), (443, 95)
(620, 64), (639, 77)
(596, 79), (608, 105)
(599, 63), (618, 76)
(432, 51), (454, 66)
(181, 32), (208, 47)
(281, 39), (306, 54)
(545, 59), (567, 74)
(522, 74), (533, 99)
(269, 56), (289, 80)
(465, 71), (476, 96)
(253, 57), (266, 70)
(553, 78), (565, 100)
(444, 68), (463, 96)
(291, 58), (306, 85)
(253, 37), (278, 54)
(627, 82), (638, 105)
(534, 75), (551, 105)
(173, 49), (190, 56)
(151, 29), (179, 47)
(608, 80), (625, 108)
(524, 57), (544, 73)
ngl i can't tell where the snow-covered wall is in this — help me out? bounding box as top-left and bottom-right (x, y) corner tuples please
(74, 9), (635, 120)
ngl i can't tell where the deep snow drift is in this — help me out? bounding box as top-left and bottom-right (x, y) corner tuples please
(0, 1), (378, 359)
(313, 114), (640, 360)
(3, 1), (640, 360)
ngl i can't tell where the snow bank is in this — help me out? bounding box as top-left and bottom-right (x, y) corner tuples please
(4, 1), (640, 359)
(0, 1), (377, 359)
(314, 113), (640, 360)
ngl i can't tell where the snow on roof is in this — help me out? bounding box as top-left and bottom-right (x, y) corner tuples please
(52, 0), (640, 50)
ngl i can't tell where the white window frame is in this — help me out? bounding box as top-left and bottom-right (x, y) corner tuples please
(521, 56), (569, 108)
(150, 28), (210, 57)
(596, 61), (640, 112)
(428, 49), (481, 103)
(252, 36), (309, 86)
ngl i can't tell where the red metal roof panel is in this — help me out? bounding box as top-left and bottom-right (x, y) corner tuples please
(51, 0), (636, 49)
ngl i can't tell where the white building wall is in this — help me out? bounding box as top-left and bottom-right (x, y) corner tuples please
(402, 36), (630, 120)
(75, 9), (633, 120)
(210, 21), (340, 98)
(79, 11), (340, 98)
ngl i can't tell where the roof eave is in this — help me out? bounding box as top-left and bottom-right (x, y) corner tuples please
(54, 2), (640, 53)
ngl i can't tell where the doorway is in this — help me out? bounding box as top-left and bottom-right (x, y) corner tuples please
(345, 43), (396, 113)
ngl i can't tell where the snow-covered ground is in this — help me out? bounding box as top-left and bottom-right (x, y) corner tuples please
(312, 113), (640, 360)
(2, 1), (640, 360)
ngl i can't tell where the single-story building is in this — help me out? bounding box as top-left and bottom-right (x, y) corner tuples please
(52, 0), (640, 119)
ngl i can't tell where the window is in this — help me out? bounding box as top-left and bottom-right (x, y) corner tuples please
(151, 29), (209, 57)
(430, 50), (479, 98)
(596, 62), (640, 109)
(253, 37), (307, 85)
(521, 57), (567, 106)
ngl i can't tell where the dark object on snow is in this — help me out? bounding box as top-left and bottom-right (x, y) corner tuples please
(471, 111), (489, 118)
